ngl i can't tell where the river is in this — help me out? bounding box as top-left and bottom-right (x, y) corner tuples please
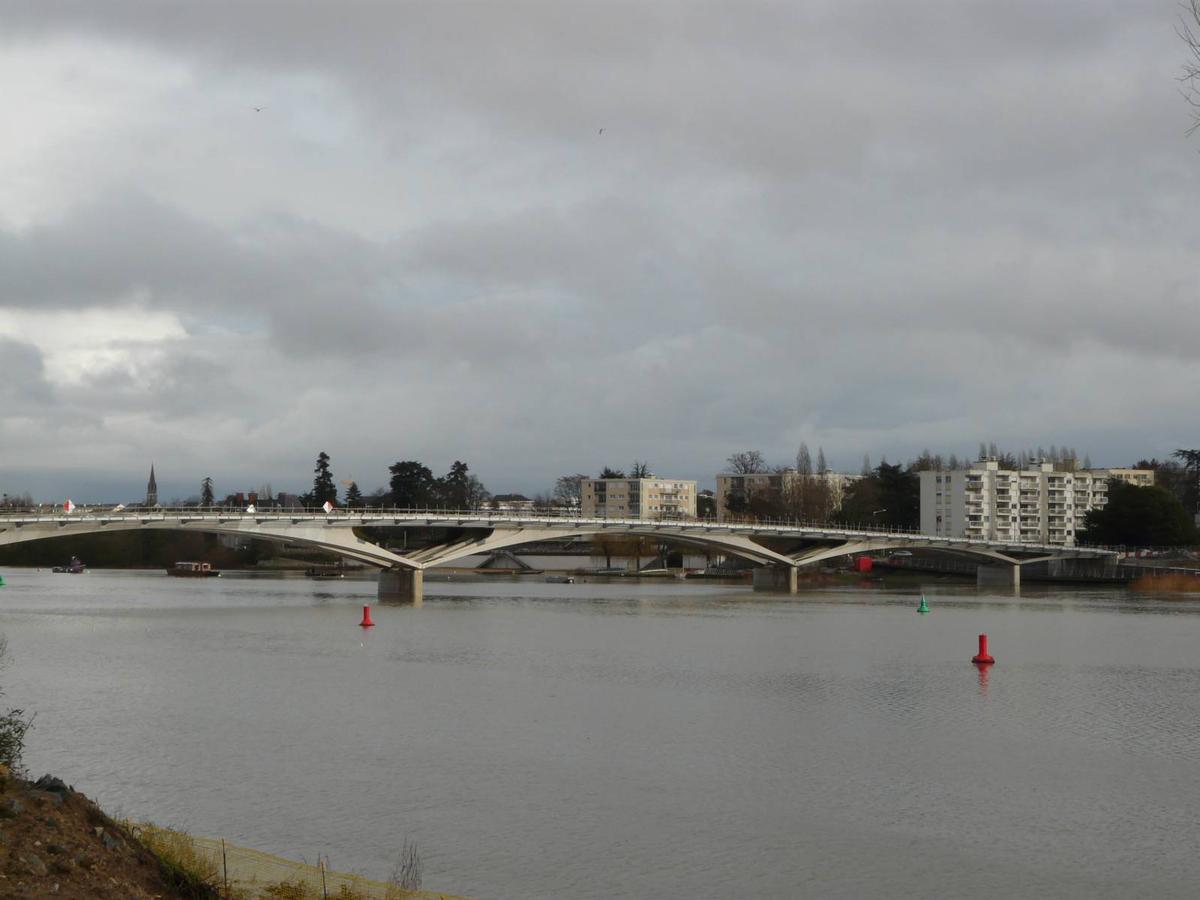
(0, 569), (1198, 899)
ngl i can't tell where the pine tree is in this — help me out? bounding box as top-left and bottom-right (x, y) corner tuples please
(311, 452), (337, 506)
(816, 447), (827, 474)
(438, 461), (472, 509)
(200, 477), (214, 507)
(344, 481), (364, 508)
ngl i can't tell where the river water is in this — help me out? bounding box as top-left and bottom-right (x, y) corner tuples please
(1, 569), (1198, 899)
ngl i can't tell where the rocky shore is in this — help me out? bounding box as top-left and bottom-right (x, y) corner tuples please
(0, 770), (204, 898)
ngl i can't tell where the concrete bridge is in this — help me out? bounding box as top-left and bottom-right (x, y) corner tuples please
(0, 508), (1119, 602)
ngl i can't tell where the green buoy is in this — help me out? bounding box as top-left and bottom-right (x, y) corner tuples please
(917, 594), (929, 614)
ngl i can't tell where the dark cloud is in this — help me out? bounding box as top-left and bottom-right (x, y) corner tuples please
(0, 1), (1197, 500)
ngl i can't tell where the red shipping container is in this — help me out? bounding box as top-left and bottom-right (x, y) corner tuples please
(854, 556), (874, 573)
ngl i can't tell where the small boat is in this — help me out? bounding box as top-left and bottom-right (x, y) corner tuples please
(52, 557), (87, 574)
(545, 575), (575, 584)
(167, 561), (221, 577)
(305, 566), (345, 580)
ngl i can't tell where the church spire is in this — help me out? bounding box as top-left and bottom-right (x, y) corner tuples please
(146, 464), (158, 507)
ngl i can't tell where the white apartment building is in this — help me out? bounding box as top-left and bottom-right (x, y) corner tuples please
(580, 477), (697, 520)
(714, 470), (858, 521)
(919, 461), (1155, 546)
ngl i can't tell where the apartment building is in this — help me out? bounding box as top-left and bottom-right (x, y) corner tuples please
(714, 470), (858, 521)
(580, 477), (697, 520)
(919, 461), (1153, 546)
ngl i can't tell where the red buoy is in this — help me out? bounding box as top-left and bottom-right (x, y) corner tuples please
(971, 633), (994, 665)
(359, 604), (375, 628)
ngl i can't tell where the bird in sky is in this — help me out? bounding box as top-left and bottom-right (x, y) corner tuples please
(598, 128), (604, 135)
(252, 106), (265, 112)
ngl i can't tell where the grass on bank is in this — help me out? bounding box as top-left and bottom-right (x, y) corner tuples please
(134, 823), (439, 899)
(1130, 572), (1200, 593)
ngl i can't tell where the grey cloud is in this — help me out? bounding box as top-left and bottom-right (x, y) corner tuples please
(0, 1), (1197, 499)
(0, 337), (52, 409)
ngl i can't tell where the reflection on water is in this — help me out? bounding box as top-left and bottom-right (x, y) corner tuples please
(1, 570), (1199, 899)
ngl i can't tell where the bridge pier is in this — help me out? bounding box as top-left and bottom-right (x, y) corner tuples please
(752, 565), (798, 594)
(378, 567), (423, 605)
(977, 564), (1020, 590)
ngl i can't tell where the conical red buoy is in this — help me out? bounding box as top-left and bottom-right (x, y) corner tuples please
(359, 604), (375, 628)
(971, 633), (994, 665)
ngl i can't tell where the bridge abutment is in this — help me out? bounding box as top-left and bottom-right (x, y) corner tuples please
(752, 565), (798, 594)
(378, 567), (423, 605)
(977, 563), (1020, 590)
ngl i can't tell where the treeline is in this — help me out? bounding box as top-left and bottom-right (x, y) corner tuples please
(717, 445), (1200, 539)
(301, 453), (491, 509)
(1081, 450), (1200, 546)
(724, 448), (920, 529)
(174, 453), (492, 510)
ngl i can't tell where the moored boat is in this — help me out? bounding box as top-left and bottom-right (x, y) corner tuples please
(167, 561), (221, 577)
(305, 566), (345, 580)
(52, 557), (87, 574)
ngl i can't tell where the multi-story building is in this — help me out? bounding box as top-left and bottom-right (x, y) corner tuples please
(1103, 468), (1156, 487)
(919, 461), (1152, 546)
(714, 470), (858, 521)
(580, 477), (697, 520)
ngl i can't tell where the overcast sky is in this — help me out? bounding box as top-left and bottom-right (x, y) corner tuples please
(1, 1), (1198, 502)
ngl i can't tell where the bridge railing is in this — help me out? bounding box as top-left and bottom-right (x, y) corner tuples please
(0, 504), (1131, 556)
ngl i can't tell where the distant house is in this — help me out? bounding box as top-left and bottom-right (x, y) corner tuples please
(491, 493), (536, 512)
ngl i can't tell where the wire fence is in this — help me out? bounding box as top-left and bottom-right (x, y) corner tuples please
(131, 825), (466, 900)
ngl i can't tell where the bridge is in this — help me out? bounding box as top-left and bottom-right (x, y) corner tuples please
(0, 507), (1119, 602)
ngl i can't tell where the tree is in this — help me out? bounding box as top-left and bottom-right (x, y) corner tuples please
(1081, 481), (1198, 547)
(465, 475), (490, 509)
(796, 443), (812, 475)
(786, 474), (833, 522)
(200, 477), (214, 507)
(1183, 0), (1200, 134)
(599, 466), (626, 479)
(437, 460), (472, 508)
(726, 450), (767, 474)
(553, 474), (588, 506)
(630, 460), (652, 478)
(840, 472), (883, 525)
(816, 447), (827, 474)
(311, 451), (337, 507)
(0, 638), (31, 775)
(860, 454), (871, 476)
(388, 461), (436, 508)
(344, 481), (364, 508)
(1173, 448), (1200, 517)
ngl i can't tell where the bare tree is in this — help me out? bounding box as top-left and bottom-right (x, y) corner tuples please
(553, 474), (588, 505)
(390, 839), (423, 892)
(1182, 1), (1200, 133)
(630, 460), (652, 478)
(726, 450), (767, 474)
(795, 443), (813, 475)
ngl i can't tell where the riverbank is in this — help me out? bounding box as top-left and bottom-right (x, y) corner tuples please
(0, 768), (467, 898)
(0, 770), (194, 898)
